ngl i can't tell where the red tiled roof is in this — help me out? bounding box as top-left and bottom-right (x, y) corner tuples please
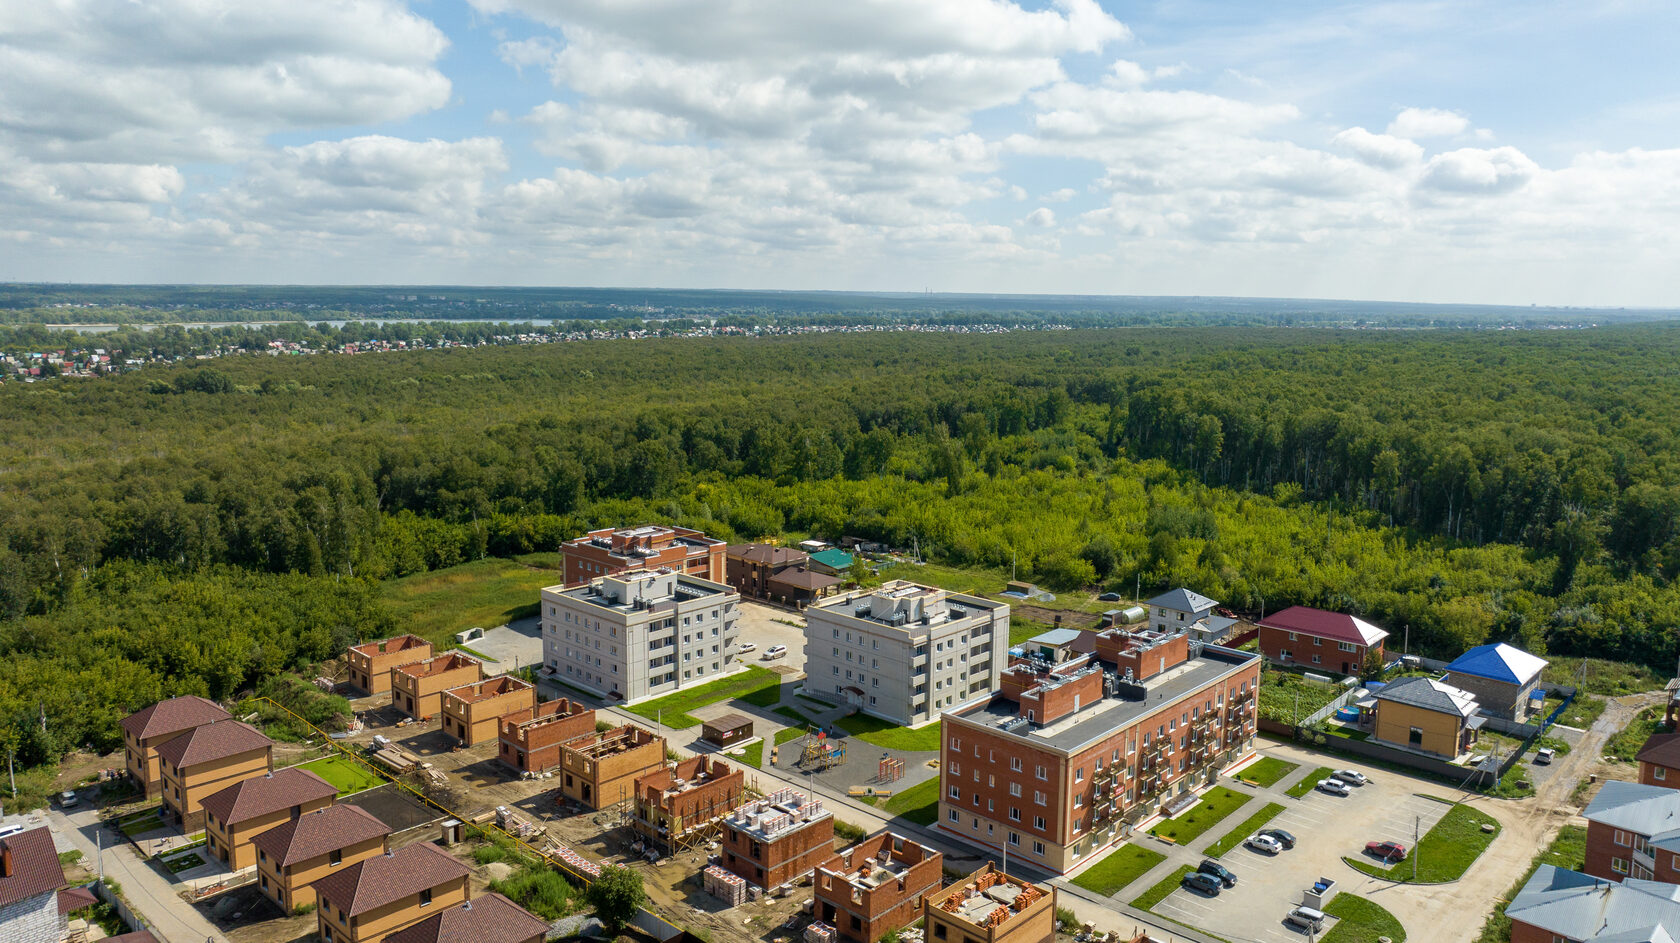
(383, 892), (550, 943)
(0, 826), (66, 908)
(199, 768), (337, 827)
(1638, 732), (1680, 770)
(58, 884), (98, 915)
(249, 804), (390, 867)
(120, 696), (231, 741)
(310, 842), (469, 917)
(1257, 606), (1389, 647)
(154, 720), (272, 769)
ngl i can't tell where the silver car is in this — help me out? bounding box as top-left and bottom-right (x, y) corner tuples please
(1317, 778), (1351, 796)
(1286, 906), (1326, 930)
(1332, 769), (1368, 785)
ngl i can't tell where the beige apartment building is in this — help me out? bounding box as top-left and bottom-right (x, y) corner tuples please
(157, 720), (275, 832)
(202, 767), (337, 870)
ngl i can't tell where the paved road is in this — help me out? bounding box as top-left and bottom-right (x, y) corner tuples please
(50, 806), (229, 943)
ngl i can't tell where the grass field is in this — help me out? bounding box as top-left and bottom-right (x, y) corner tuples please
(1070, 844), (1166, 896)
(300, 756), (386, 796)
(1258, 671), (1344, 725)
(1204, 802), (1286, 858)
(1474, 825), (1585, 943)
(625, 666), (783, 728)
(378, 555), (559, 644)
(774, 726), (809, 747)
(736, 741), (764, 769)
(1543, 657), (1667, 696)
(161, 851), (206, 874)
(883, 777), (940, 825)
(1607, 706), (1668, 761)
(1286, 766), (1335, 798)
(1148, 786), (1251, 844)
(836, 715), (942, 751)
(1235, 757), (1299, 788)
(1551, 693), (1607, 729)
(1130, 865), (1196, 911)
(1342, 799), (1501, 883)
(1322, 893), (1407, 943)
(773, 706), (812, 726)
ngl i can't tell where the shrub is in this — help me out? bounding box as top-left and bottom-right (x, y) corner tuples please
(490, 866), (578, 920)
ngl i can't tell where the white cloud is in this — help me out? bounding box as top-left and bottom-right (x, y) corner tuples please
(1044, 188), (1078, 202)
(1331, 127), (1425, 169)
(1418, 146), (1538, 194)
(1023, 207), (1056, 227)
(1387, 107), (1470, 139)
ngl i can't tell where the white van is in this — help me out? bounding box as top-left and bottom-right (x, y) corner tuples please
(1285, 907), (1326, 931)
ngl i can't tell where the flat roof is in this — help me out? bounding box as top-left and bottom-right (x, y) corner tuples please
(548, 571), (729, 611)
(952, 646), (1256, 754)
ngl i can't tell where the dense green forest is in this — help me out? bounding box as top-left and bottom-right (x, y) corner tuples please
(4, 325), (1680, 776)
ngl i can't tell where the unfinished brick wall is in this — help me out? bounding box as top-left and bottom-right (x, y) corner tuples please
(814, 832), (943, 943)
(498, 699), (596, 774)
(557, 725), (665, 810)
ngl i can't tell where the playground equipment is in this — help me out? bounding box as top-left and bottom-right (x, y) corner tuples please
(799, 726), (846, 771)
(878, 756), (905, 783)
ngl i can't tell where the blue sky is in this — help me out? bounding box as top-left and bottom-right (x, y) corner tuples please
(2, 0), (1677, 305)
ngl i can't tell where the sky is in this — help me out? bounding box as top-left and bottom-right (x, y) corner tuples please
(2, 0), (1678, 306)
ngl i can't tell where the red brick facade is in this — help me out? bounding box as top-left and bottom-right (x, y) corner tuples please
(1256, 625), (1381, 676)
(561, 526), (724, 586)
(720, 792), (835, 890)
(1642, 760), (1680, 789)
(814, 833), (943, 943)
(1506, 920), (1556, 943)
(498, 699), (596, 774)
(633, 756), (745, 851)
(1584, 819), (1680, 883)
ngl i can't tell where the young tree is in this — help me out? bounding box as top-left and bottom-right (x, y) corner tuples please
(587, 864), (647, 933)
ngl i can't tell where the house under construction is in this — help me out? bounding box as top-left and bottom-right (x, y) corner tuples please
(557, 723), (667, 811)
(631, 755), (746, 855)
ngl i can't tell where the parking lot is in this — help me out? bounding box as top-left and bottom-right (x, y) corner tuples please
(1150, 763), (1454, 941)
(733, 600), (809, 675)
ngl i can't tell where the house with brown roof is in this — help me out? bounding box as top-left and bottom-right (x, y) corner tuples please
(391, 653), (485, 721)
(726, 543), (840, 607)
(0, 826), (67, 943)
(497, 699), (595, 775)
(311, 842), (471, 943)
(440, 677), (536, 746)
(202, 768), (338, 870)
(382, 893), (548, 943)
(252, 805), (391, 913)
(157, 720), (275, 831)
(348, 636), (436, 696)
(121, 695), (232, 799)
(1639, 732), (1680, 790)
(1256, 605), (1389, 676)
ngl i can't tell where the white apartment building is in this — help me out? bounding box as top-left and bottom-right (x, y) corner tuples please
(802, 581), (1009, 726)
(541, 568), (740, 703)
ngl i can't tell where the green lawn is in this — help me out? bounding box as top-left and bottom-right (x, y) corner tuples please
(378, 555), (559, 646)
(1342, 800), (1501, 883)
(1070, 844), (1166, 897)
(773, 705), (811, 725)
(736, 741), (764, 768)
(1235, 757), (1299, 788)
(1286, 766), (1335, 798)
(161, 852), (206, 874)
(774, 726), (809, 747)
(1147, 786), (1251, 844)
(1130, 865), (1196, 911)
(836, 715), (942, 751)
(1322, 893), (1407, 943)
(118, 814), (166, 837)
(1258, 671), (1344, 725)
(300, 755), (386, 796)
(1553, 693), (1606, 729)
(739, 677), (789, 708)
(1204, 802), (1286, 858)
(1474, 825), (1585, 943)
(624, 666), (783, 728)
(1607, 706), (1668, 761)
(883, 777), (941, 825)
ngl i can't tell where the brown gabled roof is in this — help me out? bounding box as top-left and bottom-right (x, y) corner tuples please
(728, 543), (806, 567)
(1638, 732), (1680, 770)
(155, 720), (272, 769)
(250, 804), (390, 867)
(383, 892), (550, 943)
(120, 696), (231, 741)
(310, 842), (469, 917)
(199, 767), (337, 827)
(0, 826), (66, 908)
(58, 884), (98, 915)
(766, 567), (840, 591)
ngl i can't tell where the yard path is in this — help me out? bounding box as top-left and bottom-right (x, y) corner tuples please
(50, 805), (230, 943)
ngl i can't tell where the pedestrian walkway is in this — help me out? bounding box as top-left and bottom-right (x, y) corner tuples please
(49, 807), (229, 943)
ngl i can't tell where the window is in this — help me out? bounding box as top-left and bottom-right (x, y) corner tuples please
(1008, 832), (1020, 846)
(1313, 637), (1322, 646)
(1034, 815), (1046, 829)
(1034, 790), (1046, 806)
(420, 888), (433, 906)
(1612, 857), (1629, 874)
(1009, 807), (1021, 822)
(1616, 829), (1632, 846)
(934, 924), (948, 940)
(949, 809), (960, 823)
(1280, 649), (1292, 660)
(1074, 794), (1084, 808)
(1409, 727), (1424, 746)
(951, 761), (961, 776)
(1339, 642), (1357, 653)
(1311, 654), (1321, 664)
(1009, 782), (1021, 797)
(1659, 767), (1669, 781)
(1036, 765), (1047, 780)
(329, 849), (342, 866)
(1287, 631), (1297, 641)
(1075, 767), (1085, 783)
(949, 786), (961, 799)
(1010, 757), (1021, 771)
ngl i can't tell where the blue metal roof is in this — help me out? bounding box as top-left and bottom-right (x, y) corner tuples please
(1445, 642), (1548, 685)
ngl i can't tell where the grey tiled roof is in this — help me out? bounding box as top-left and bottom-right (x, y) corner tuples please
(1370, 676), (1478, 718)
(1508, 865), (1680, 941)
(1144, 588), (1217, 613)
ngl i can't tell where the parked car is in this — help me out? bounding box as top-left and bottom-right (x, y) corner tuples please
(1366, 840), (1408, 862)
(1317, 778), (1351, 796)
(1535, 747), (1556, 765)
(1181, 872), (1223, 896)
(1260, 827), (1297, 849)
(1333, 769), (1368, 785)
(763, 645), (788, 660)
(1285, 907), (1326, 931)
(1244, 833), (1284, 855)
(58, 790), (78, 808)
(735, 642), (757, 654)
(1098, 592), (1123, 602)
(1197, 860), (1237, 887)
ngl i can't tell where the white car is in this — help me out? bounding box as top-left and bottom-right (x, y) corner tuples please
(763, 645), (788, 660)
(58, 790), (79, 808)
(1245, 833), (1284, 855)
(1332, 769), (1368, 785)
(1317, 778), (1351, 796)
(736, 642), (757, 654)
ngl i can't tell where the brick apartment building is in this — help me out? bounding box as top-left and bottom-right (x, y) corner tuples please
(157, 720), (276, 831)
(1507, 865), (1680, 942)
(121, 695), (231, 799)
(440, 676), (537, 746)
(719, 788), (834, 891)
(201, 767), (337, 870)
(924, 865), (1054, 943)
(251, 804), (391, 913)
(1255, 606), (1388, 676)
(1638, 733), (1680, 789)
(497, 699), (596, 775)
(938, 626), (1260, 874)
(347, 635), (435, 695)
(632, 756), (746, 854)
(312, 843), (471, 943)
(561, 525), (725, 586)
(557, 724), (667, 810)
(813, 831), (942, 943)
(391, 653), (485, 720)
(1584, 781), (1680, 882)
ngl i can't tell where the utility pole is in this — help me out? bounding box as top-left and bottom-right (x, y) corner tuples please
(1404, 624), (1410, 657)
(1413, 814), (1419, 882)
(8, 751), (14, 799)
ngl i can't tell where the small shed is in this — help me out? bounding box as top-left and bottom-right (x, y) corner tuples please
(703, 713), (755, 748)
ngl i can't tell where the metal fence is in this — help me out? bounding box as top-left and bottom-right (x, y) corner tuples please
(1298, 687), (1361, 728)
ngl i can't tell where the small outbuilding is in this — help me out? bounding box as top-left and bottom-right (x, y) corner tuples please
(702, 713), (755, 748)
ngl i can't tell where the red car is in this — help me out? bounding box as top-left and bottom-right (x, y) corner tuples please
(1366, 841), (1407, 862)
